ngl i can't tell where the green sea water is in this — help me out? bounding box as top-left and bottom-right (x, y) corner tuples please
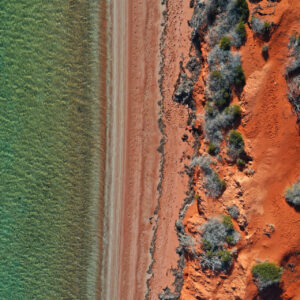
(0, 1), (100, 299)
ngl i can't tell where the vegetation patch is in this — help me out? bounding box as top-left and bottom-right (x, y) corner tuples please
(208, 142), (218, 156)
(285, 177), (300, 207)
(233, 21), (247, 48)
(219, 36), (231, 51)
(285, 34), (300, 121)
(227, 205), (240, 219)
(200, 217), (240, 272)
(262, 44), (269, 60)
(225, 104), (241, 119)
(228, 130), (245, 158)
(251, 262), (283, 291)
(251, 17), (272, 39)
(191, 156), (226, 198)
(236, 158), (246, 169)
(234, 0), (249, 23)
(233, 65), (246, 91)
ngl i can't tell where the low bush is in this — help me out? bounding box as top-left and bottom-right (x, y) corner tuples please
(204, 108), (237, 146)
(228, 130), (244, 158)
(225, 234), (235, 245)
(217, 249), (232, 265)
(202, 219), (227, 249)
(262, 21), (271, 36)
(219, 36), (231, 51)
(285, 178), (300, 207)
(223, 215), (234, 231)
(191, 155), (226, 198)
(285, 34), (300, 121)
(208, 142), (218, 155)
(251, 262), (283, 291)
(233, 65), (246, 91)
(234, 0), (249, 23)
(225, 104), (241, 119)
(262, 44), (269, 59)
(227, 205), (240, 219)
(208, 0), (249, 45)
(233, 21), (247, 48)
(251, 17), (272, 38)
(237, 158), (246, 169)
(200, 217), (240, 272)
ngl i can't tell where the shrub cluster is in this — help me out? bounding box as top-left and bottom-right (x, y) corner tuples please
(176, 219), (196, 258)
(204, 103), (240, 146)
(227, 129), (245, 158)
(208, 0), (249, 46)
(191, 155), (226, 198)
(232, 21), (247, 48)
(205, 42), (245, 143)
(251, 262), (283, 291)
(285, 177), (300, 207)
(219, 36), (231, 51)
(285, 34), (300, 121)
(251, 17), (272, 38)
(200, 217), (240, 272)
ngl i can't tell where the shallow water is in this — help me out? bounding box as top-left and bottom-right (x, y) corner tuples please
(0, 1), (101, 298)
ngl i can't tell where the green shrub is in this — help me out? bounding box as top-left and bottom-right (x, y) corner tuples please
(228, 130), (245, 158)
(285, 178), (300, 207)
(217, 249), (232, 264)
(263, 21), (271, 36)
(225, 104), (241, 119)
(208, 142), (218, 155)
(223, 215), (234, 231)
(234, 0), (249, 23)
(219, 178), (226, 192)
(205, 102), (216, 117)
(219, 36), (231, 51)
(237, 158), (246, 169)
(225, 235), (235, 245)
(229, 130), (244, 150)
(233, 65), (246, 90)
(202, 238), (213, 251)
(251, 262), (283, 291)
(235, 21), (247, 44)
(214, 87), (231, 110)
(262, 44), (269, 59)
(211, 70), (222, 80)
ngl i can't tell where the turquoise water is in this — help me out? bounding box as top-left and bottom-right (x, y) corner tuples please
(0, 1), (100, 299)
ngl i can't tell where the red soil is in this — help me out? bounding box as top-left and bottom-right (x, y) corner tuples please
(181, 0), (300, 299)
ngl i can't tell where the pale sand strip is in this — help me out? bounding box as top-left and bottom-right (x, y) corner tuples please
(101, 0), (163, 299)
(100, 0), (127, 299)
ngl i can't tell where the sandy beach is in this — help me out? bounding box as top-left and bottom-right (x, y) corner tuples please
(102, 0), (163, 299)
(102, 0), (194, 298)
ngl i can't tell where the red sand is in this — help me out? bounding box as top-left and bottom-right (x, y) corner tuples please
(116, 1), (162, 299)
(181, 1), (300, 299)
